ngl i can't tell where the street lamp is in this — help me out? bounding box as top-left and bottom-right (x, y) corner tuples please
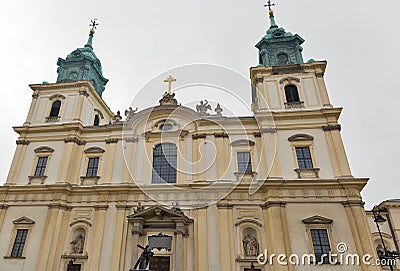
(372, 205), (399, 270)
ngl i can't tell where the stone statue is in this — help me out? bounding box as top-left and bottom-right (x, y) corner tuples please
(243, 234), (259, 257)
(134, 202), (145, 214)
(214, 103), (223, 116)
(196, 100), (212, 115)
(114, 111), (122, 122)
(70, 233), (85, 254)
(125, 107), (138, 121)
(133, 244), (154, 270)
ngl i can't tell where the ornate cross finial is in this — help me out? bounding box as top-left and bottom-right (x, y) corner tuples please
(264, 0), (275, 10)
(164, 75), (176, 95)
(89, 19), (99, 31)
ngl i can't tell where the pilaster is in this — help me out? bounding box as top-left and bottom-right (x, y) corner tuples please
(87, 205), (108, 271)
(110, 205), (130, 271)
(24, 92), (39, 125)
(6, 140), (29, 184)
(218, 204), (233, 271)
(315, 73), (332, 108)
(102, 139), (118, 183)
(73, 89), (89, 121)
(58, 137), (86, 183)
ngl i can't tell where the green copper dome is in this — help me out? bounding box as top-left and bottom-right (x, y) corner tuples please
(56, 31), (108, 97)
(256, 10), (305, 67)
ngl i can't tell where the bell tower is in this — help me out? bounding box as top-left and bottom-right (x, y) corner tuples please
(56, 19), (108, 97)
(251, 3), (333, 113)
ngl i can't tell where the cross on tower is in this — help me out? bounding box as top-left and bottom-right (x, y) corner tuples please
(164, 75), (176, 95)
(264, 0), (275, 10)
(89, 19), (99, 30)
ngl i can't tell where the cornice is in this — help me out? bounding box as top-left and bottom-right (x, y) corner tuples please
(64, 137), (86, 145)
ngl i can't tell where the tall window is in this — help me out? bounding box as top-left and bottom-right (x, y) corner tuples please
(295, 147), (313, 169)
(10, 229), (28, 257)
(285, 85), (300, 103)
(237, 152), (252, 173)
(93, 115), (100, 126)
(49, 100), (61, 117)
(152, 143), (177, 184)
(310, 229), (331, 263)
(86, 157), (99, 177)
(34, 157), (48, 177)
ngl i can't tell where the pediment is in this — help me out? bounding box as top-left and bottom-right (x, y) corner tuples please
(302, 215), (333, 225)
(13, 216), (35, 225)
(127, 205), (193, 225)
(84, 146), (105, 154)
(34, 146), (55, 153)
(288, 133), (314, 142)
(231, 139), (255, 146)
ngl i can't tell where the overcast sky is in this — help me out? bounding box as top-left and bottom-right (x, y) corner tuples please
(1, 0), (399, 209)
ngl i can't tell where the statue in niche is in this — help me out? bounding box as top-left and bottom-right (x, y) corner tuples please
(70, 233), (85, 254)
(196, 100), (212, 115)
(133, 244), (154, 270)
(243, 234), (259, 257)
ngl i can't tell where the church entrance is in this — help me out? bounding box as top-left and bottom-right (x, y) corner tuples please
(149, 256), (170, 271)
(66, 264), (81, 271)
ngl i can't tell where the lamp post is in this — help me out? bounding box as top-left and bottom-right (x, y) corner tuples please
(372, 205), (399, 271)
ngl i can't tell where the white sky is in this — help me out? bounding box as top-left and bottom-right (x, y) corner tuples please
(1, 0), (399, 209)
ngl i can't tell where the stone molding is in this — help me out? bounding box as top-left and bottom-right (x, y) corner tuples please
(192, 133), (207, 139)
(16, 140), (30, 145)
(64, 137), (86, 145)
(124, 137), (138, 143)
(323, 124), (342, 132)
(49, 94), (66, 100)
(34, 146), (55, 153)
(79, 90), (90, 97)
(105, 138), (118, 144)
(260, 128), (277, 134)
(214, 132), (229, 138)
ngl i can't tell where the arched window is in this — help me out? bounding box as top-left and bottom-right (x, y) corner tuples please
(49, 100), (61, 117)
(284, 84), (300, 103)
(93, 115), (100, 126)
(152, 143), (177, 184)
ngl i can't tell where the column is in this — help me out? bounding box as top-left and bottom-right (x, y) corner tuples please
(24, 92), (39, 125)
(323, 125), (352, 177)
(262, 202), (290, 271)
(315, 73), (332, 108)
(102, 139), (118, 183)
(343, 201), (381, 271)
(175, 222), (185, 271)
(218, 204), (233, 271)
(87, 205), (108, 271)
(0, 204), (8, 232)
(110, 205), (129, 271)
(73, 89), (89, 121)
(129, 221), (144, 268)
(57, 137), (86, 183)
(6, 140), (30, 184)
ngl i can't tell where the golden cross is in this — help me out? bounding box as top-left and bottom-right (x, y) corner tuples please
(164, 75), (176, 94)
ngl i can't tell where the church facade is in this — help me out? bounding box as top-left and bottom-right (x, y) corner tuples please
(0, 8), (387, 271)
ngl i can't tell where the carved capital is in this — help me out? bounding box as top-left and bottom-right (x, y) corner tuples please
(192, 133), (207, 139)
(214, 132), (229, 138)
(342, 200), (365, 207)
(124, 137), (138, 143)
(32, 93), (39, 99)
(105, 138), (118, 144)
(262, 201), (287, 209)
(79, 90), (89, 97)
(260, 128), (277, 134)
(49, 94), (66, 100)
(253, 77), (264, 84)
(323, 125), (341, 132)
(16, 140), (30, 145)
(315, 72), (325, 78)
(64, 137), (86, 145)
(94, 205), (109, 211)
(253, 132), (261, 138)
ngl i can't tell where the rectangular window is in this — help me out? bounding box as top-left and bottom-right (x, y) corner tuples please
(237, 152), (252, 173)
(310, 229), (331, 263)
(34, 157), (48, 177)
(86, 157), (99, 177)
(10, 229), (28, 257)
(295, 147), (313, 169)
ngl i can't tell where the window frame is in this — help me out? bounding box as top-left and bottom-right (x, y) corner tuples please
(284, 84), (301, 104)
(5, 217), (35, 259)
(86, 157), (100, 177)
(288, 134), (319, 178)
(237, 151), (253, 173)
(151, 143), (178, 184)
(81, 147), (105, 185)
(34, 156), (48, 177)
(29, 146), (54, 184)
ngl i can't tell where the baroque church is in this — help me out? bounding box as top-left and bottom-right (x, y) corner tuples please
(0, 5), (398, 271)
